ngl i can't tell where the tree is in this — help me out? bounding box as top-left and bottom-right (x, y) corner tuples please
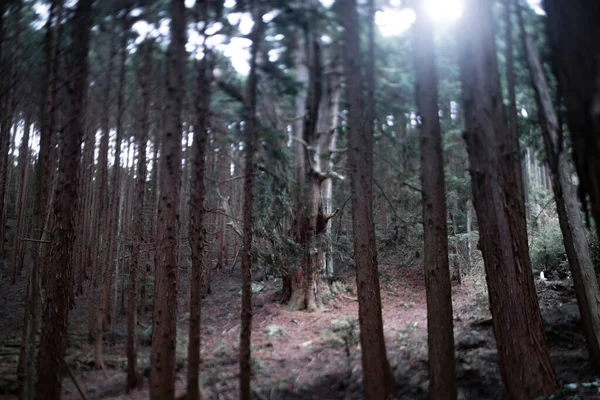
(149, 0), (186, 398)
(517, 1), (600, 369)
(126, 38), (153, 392)
(239, 4), (262, 398)
(457, 0), (558, 398)
(36, 0), (94, 397)
(543, 0), (600, 241)
(413, 3), (457, 398)
(338, 0), (396, 398)
(187, 0), (211, 397)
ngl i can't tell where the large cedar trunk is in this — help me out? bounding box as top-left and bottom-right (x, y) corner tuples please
(543, 0), (600, 240)
(36, 0), (93, 397)
(413, 4), (457, 398)
(149, 0), (185, 398)
(339, 0), (395, 398)
(519, 8), (600, 368)
(458, 1), (558, 398)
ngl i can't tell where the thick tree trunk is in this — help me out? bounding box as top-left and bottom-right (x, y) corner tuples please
(36, 0), (93, 397)
(339, 0), (395, 398)
(187, 2), (210, 396)
(413, 5), (457, 398)
(149, 0), (185, 398)
(458, 1), (558, 398)
(239, 7), (262, 400)
(519, 8), (600, 368)
(544, 0), (600, 240)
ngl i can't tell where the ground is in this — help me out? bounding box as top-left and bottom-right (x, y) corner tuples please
(0, 260), (598, 399)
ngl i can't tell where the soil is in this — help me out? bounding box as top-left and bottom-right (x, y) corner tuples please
(0, 261), (598, 399)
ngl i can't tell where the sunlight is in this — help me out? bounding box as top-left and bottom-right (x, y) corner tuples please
(424, 0), (464, 24)
(375, 8), (416, 37)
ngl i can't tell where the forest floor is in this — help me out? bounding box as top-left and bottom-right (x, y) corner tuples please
(0, 260), (598, 399)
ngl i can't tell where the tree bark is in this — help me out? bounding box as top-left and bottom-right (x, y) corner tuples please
(149, 0), (185, 398)
(93, 27), (116, 364)
(36, 0), (93, 397)
(413, 5), (457, 398)
(457, 1), (558, 398)
(518, 4), (600, 368)
(543, 0), (600, 241)
(11, 114), (31, 284)
(187, 2), (210, 397)
(239, 6), (262, 399)
(339, 0), (395, 398)
(127, 39), (152, 392)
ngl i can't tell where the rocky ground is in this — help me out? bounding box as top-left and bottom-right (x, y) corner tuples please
(0, 261), (598, 399)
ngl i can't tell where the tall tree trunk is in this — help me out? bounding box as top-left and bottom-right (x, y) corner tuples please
(149, 0), (185, 398)
(187, 3), (210, 396)
(127, 39), (152, 392)
(11, 114), (31, 284)
(19, 2), (63, 397)
(93, 27), (116, 363)
(0, 0), (21, 265)
(140, 132), (159, 316)
(543, 0), (600, 240)
(339, 0), (395, 398)
(413, 5), (457, 398)
(518, 5), (600, 368)
(36, 0), (93, 397)
(76, 116), (96, 295)
(457, 1), (558, 398)
(239, 6), (262, 400)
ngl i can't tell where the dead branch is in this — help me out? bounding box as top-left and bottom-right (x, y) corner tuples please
(65, 363), (90, 400)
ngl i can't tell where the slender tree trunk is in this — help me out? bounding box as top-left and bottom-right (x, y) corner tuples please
(518, 5), (600, 368)
(93, 27), (116, 363)
(413, 5), (457, 398)
(18, 2), (63, 397)
(11, 114), (31, 284)
(187, 4), (210, 396)
(0, 0), (19, 265)
(339, 0), (395, 398)
(36, 0), (93, 397)
(239, 7), (262, 400)
(150, 0), (185, 398)
(457, 1), (558, 398)
(140, 133), (159, 316)
(127, 39), (152, 392)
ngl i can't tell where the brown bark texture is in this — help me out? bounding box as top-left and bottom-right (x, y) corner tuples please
(544, 0), (600, 241)
(518, 4), (600, 369)
(239, 7), (262, 400)
(339, 0), (395, 398)
(36, 0), (93, 397)
(413, 5), (457, 398)
(149, 0), (185, 398)
(187, 1), (210, 397)
(458, 1), (558, 398)
(127, 38), (153, 392)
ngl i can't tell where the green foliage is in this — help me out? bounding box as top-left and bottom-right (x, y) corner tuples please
(529, 217), (568, 276)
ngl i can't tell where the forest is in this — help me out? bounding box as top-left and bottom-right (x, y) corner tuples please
(0, 0), (600, 399)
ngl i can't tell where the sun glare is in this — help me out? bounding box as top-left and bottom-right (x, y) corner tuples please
(376, 0), (464, 37)
(425, 0), (464, 23)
